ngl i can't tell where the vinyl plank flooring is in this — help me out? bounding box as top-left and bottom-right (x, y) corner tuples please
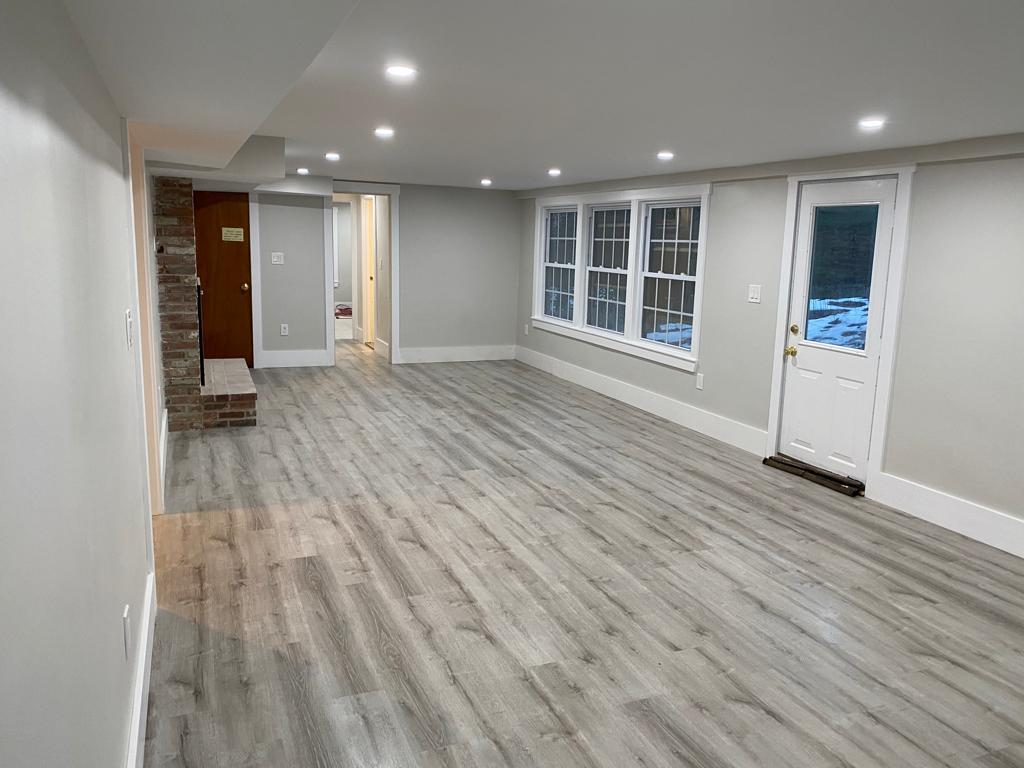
(146, 341), (1024, 767)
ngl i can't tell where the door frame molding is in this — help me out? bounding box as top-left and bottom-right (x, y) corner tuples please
(248, 192), (265, 367)
(764, 165), (916, 490)
(322, 197), (335, 361)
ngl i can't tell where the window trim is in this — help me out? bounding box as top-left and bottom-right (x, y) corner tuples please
(539, 207), (580, 322)
(532, 183), (711, 372)
(584, 203), (632, 335)
(634, 200), (705, 358)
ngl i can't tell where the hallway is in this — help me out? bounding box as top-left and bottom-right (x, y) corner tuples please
(146, 342), (1024, 767)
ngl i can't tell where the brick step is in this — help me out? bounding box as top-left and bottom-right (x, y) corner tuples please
(200, 358), (257, 429)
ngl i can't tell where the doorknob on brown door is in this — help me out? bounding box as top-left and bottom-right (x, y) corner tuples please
(783, 345), (798, 358)
(241, 283), (250, 292)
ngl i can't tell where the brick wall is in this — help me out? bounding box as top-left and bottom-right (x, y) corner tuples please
(202, 394), (258, 429)
(152, 177), (201, 431)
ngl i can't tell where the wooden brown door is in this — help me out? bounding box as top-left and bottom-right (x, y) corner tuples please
(193, 191), (254, 367)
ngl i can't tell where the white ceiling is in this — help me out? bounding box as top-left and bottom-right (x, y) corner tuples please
(63, 0), (358, 167)
(64, 0), (1024, 187)
(258, 0), (1024, 189)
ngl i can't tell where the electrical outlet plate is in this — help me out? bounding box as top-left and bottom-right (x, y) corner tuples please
(747, 284), (762, 303)
(696, 373), (705, 390)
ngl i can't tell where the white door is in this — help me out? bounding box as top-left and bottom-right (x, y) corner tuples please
(361, 196), (376, 346)
(778, 177), (897, 481)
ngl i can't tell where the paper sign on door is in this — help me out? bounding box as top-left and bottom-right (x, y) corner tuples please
(222, 227), (244, 242)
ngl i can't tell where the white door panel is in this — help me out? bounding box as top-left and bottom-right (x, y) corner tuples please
(778, 178), (896, 481)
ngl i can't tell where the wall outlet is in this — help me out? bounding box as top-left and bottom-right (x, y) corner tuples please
(271, 251), (284, 265)
(524, 323), (530, 336)
(747, 284), (762, 303)
(696, 373), (705, 390)
(280, 323), (289, 336)
(122, 604), (132, 661)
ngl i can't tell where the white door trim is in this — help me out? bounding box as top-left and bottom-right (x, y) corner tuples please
(248, 192), (265, 367)
(322, 198), (335, 365)
(764, 166), (915, 491)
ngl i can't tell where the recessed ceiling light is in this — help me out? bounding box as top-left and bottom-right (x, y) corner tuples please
(325, 152), (341, 162)
(385, 64), (418, 82)
(480, 178), (493, 187)
(374, 126), (395, 139)
(547, 167), (562, 177)
(656, 150), (674, 161)
(858, 115), (887, 132)
(296, 167), (310, 175)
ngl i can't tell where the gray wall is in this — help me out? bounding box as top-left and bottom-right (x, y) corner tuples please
(399, 184), (520, 350)
(516, 160), (1024, 520)
(258, 193), (328, 351)
(885, 158), (1024, 513)
(516, 178), (788, 430)
(334, 203), (353, 303)
(0, 1), (151, 765)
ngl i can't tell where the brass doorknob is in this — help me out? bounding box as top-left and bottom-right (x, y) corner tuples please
(241, 283), (250, 292)
(783, 345), (798, 358)
(790, 324), (800, 334)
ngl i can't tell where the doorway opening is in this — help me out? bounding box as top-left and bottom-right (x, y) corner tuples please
(765, 168), (914, 494)
(332, 191), (392, 358)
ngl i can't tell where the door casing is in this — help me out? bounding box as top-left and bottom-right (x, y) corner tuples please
(765, 166), (915, 489)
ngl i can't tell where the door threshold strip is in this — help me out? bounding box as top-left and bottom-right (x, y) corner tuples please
(763, 454), (865, 497)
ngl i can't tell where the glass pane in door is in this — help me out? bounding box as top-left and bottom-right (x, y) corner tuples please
(805, 204), (879, 350)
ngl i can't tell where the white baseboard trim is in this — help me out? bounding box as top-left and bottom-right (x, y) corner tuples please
(515, 346), (766, 455)
(124, 571), (156, 768)
(868, 472), (1024, 560)
(375, 338), (390, 360)
(399, 344), (517, 364)
(158, 408), (168, 504)
(255, 348), (333, 368)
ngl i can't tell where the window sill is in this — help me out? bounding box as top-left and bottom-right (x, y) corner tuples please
(530, 317), (698, 372)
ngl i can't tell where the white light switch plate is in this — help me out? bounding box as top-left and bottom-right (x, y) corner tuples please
(122, 604), (131, 660)
(271, 252), (284, 265)
(124, 309), (134, 351)
(280, 323), (289, 336)
(747, 284), (762, 303)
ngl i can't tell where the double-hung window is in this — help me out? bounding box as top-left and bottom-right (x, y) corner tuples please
(533, 184), (709, 372)
(640, 204), (700, 350)
(541, 208), (578, 322)
(586, 207), (631, 334)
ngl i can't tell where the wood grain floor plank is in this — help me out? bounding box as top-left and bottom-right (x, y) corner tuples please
(146, 341), (1024, 767)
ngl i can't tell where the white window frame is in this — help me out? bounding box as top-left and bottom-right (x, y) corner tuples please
(539, 207), (580, 322)
(584, 204), (632, 334)
(532, 183), (710, 372)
